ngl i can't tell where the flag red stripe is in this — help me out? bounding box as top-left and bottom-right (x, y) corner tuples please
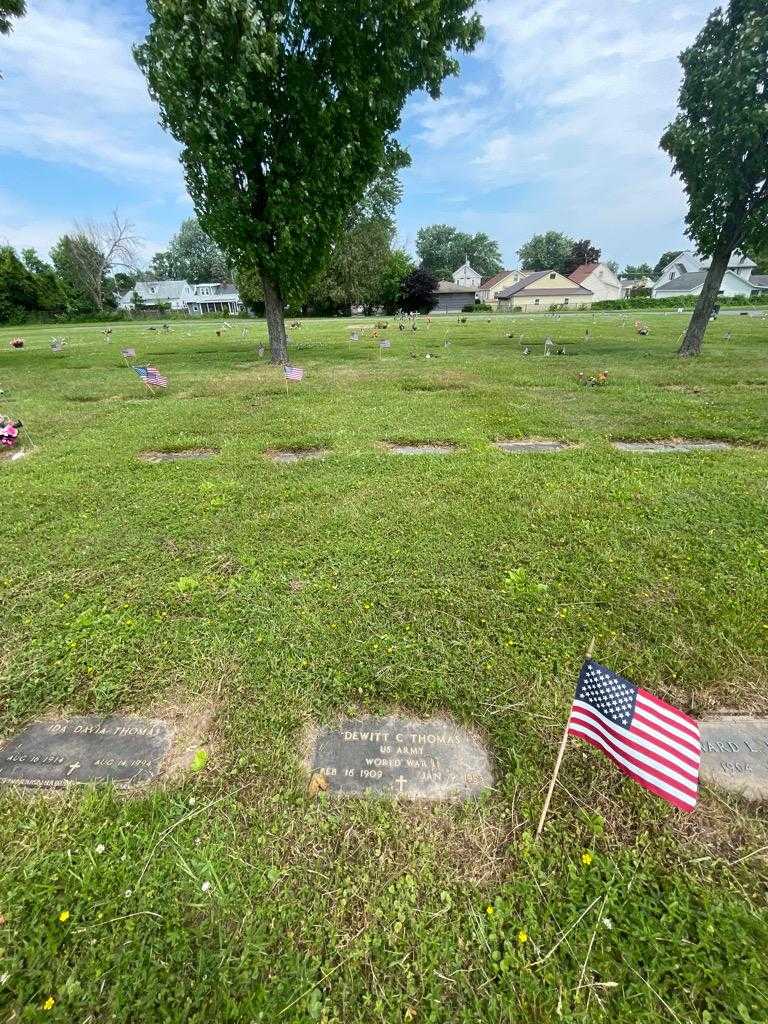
(571, 704), (699, 780)
(572, 699), (700, 771)
(632, 704), (701, 759)
(637, 687), (698, 730)
(568, 722), (697, 810)
(635, 692), (700, 746)
(569, 709), (698, 792)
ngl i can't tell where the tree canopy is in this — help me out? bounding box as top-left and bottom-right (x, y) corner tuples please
(661, 0), (768, 355)
(562, 239), (601, 276)
(135, 0), (483, 362)
(415, 224), (503, 280)
(0, 0), (25, 36)
(151, 218), (230, 284)
(517, 231), (575, 273)
(623, 262), (654, 278)
(400, 266), (437, 312)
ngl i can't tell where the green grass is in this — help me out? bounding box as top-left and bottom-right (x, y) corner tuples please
(1, 312), (767, 1023)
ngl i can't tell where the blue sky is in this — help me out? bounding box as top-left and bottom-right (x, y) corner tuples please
(0, 0), (715, 272)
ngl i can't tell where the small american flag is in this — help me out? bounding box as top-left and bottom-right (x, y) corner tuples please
(134, 365), (168, 389)
(121, 347), (136, 359)
(284, 365), (304, 382)
(568, 659), (700, 812)
(379, 339), (391, 349)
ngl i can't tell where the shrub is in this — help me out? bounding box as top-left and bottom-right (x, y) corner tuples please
(462, 302), (492, 313)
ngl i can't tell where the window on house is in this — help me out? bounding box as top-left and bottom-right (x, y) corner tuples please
(549, 273), (556, 279)
(563, 297), (569, 304)
(534, 298), (540, 305)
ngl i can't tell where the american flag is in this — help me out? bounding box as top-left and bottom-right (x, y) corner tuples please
(568, 659), (700, 812)
(284, 365), (304, 382)
(134, 365), (168, 389)
(379, 339), (391, 349)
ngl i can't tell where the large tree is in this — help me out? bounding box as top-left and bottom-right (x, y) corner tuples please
(376, 249), (414, 313)
(400, 266), (438, 312)
(20, 248), (67, 314)
(151, 217), (230, 284)
(51, 213), (140, 313)
(0, 246), (37, 321)
(415, 224), (503, 280)
(136, 1), (482, 364)
(661, 0), (768, 356)
(517, 231), (575, 273)
(563, 239), (601, 276)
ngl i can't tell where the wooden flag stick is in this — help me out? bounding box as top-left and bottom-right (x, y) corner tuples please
(535, 638), (595, 841)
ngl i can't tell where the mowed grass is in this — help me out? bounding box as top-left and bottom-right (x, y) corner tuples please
(1, 312), (767, 1023)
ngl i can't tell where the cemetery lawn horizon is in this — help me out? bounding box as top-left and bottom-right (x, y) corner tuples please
(1, 312), (767, 1023)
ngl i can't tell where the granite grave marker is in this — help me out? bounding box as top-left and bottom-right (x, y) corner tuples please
(0, 715), (172, 789)
(309, 715), (492, 800)
(700, 717), (768, 802)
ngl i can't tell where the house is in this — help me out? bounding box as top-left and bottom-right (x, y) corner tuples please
(651, 251), (768, 298)
(568, 263), (622, 302)
(452, 260), (482, 290)
(431, 280), (477, 313)
(477, 270), (527, 305)
(495, 270), (593, 311)
(619, 276), (655, 297)
(119, 279), (244, 315)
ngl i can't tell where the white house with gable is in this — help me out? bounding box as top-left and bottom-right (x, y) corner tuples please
(119, 279), (244, 315)
(452, 260), (482, 290)
(652, 251), (767, 299)
(568, 263), (622, 302)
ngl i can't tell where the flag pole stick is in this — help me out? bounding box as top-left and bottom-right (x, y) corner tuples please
(535, 638), (595, 842)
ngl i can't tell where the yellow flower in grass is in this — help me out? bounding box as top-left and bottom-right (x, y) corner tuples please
(581, 852), (593, 866)
(485, 906), (494, 916)
(58, 910), (70, 923)
(43, 996), (55, 1010)
(517, 930), (528, 944)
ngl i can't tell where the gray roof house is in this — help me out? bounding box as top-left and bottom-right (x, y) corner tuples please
(119, 279), (244, 315)
(431, 280), (477, 313)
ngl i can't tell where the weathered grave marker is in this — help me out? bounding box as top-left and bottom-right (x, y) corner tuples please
(495, 440), (572, 454)
(0, 715), (172, 789)
(138, 448), (219, 463)
(264, 447), (328, 463)
(387, 442), (457, 455)
(700, 717), (768, 801)
(309, 715), (492, 800)
(613, 440), (732, 453)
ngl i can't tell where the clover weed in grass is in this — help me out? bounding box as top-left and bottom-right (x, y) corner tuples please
(1, 313), (767, 1022)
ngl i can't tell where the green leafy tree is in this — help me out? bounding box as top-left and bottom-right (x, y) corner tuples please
(652, 251), (683, 278)
(517, 231), (575, 273)
(606, 259), (620, 274)
(660, 0), (768, 356)
(0, 0), (24, 34)
(135, 1), (483, 363)
(563, 239), (601, 276)
(415, 224), (503, 280)
(400, 266), (437, 312)
(0, 245), (37, 321)
(622, 263), (654, 278)
(376, 249), (414, 313)
(150, 218), (230, 284)
(51, 235), (105, 315)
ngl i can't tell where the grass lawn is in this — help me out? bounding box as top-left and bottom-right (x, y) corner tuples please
(1, 311), (767, 1023)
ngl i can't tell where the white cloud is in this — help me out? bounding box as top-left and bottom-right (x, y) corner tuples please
(0, 0), (184, 190)
(401, 0), (713, 265)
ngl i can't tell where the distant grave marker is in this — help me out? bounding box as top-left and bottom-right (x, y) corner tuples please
(309, 715), (492, 800)
(495, 440), (572, 454)
(138, 448), (219, 463)
(613, 440), (732, 453)
(700, 718), (768, 801)
(264, 447), (328, 463)
(0, 715), (172, 789)
(387, 442), (457, 455)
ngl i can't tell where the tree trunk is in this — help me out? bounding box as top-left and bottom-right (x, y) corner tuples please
(261, 272), (288, 364)
(678, 239), (732, 357)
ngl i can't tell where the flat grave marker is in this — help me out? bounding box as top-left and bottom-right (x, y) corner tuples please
(264, 447), (328, 463)
(138, 448), (219, 463)
(309, 715), (492, 800)
(700, 717), (768, 802)
(0, 715), (172, 789)
(495, 440), (572, 454)
(387, 442), (457, 456)
(613, 440), (732, 453)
